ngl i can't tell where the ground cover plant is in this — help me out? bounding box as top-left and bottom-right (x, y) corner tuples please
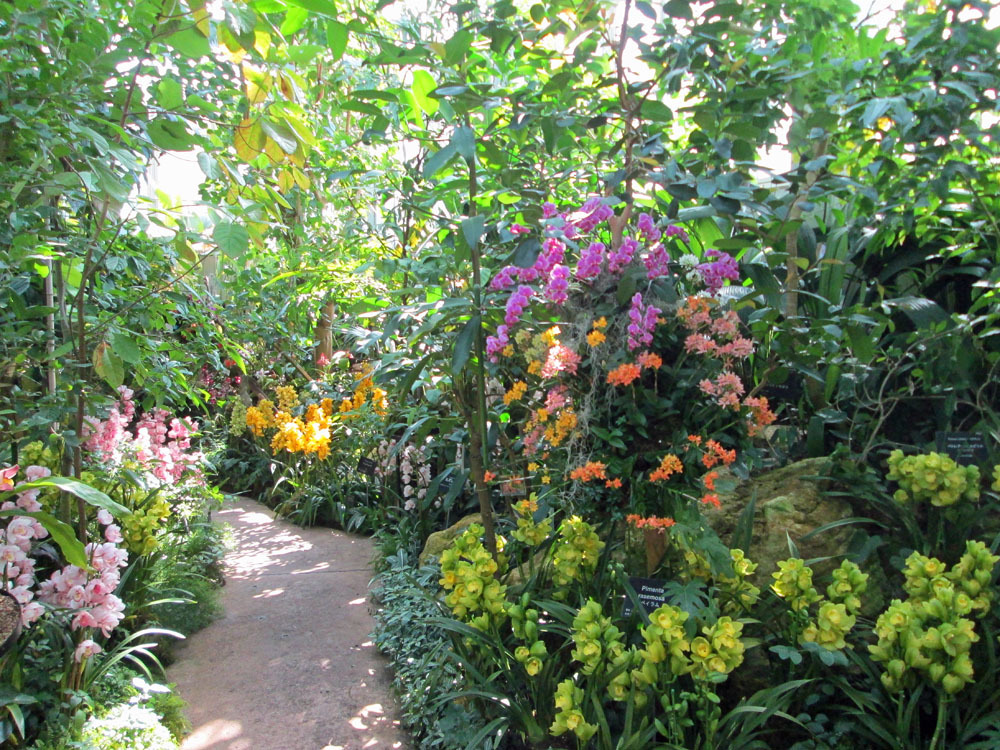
(1, 0), (998, 745)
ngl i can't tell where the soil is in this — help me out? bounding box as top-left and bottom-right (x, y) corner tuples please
(167, 497), (410, 750)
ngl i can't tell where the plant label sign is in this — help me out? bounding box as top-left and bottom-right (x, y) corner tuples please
(622, 577), (669, 618)
(357, 456), (377, 476)
(935, 431), (988, 466)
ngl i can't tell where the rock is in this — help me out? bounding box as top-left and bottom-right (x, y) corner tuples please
(419, 513), (483, 566)
(702, 457), (854, 587)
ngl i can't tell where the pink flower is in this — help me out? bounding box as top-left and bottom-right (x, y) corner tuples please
(510, 223), (531, 234)
(74, 639), (103, 663)
(0, 465), (18, 492)
(541, 345), (581, 378)
(608, 237), (638, 274)
(575, 242), (605, 280)
(5, 517), (34, 546)
(684, 334), (717, 355)
(644, 243), (671, 279)
(567, 196), (614, 232)
(104, 525), (123, 544)
(97, 509), (114, 526)
(0, 545), (26, 564)
(20, 601), (43, 627)
(65, 585), (87, 609)
(15, 491), (42, 513)
(24, 465), (51, 482)
(8, 585), (33, 605)
(544, 265), (570, 305)
(664, 224), (689, 243)
(489, 265), (517, 291)
(638, 212), (662, 242)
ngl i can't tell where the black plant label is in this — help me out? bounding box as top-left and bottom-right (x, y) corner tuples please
(935, 431), (988, 466)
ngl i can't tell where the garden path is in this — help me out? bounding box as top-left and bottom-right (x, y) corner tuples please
(167, 497), (409, 750)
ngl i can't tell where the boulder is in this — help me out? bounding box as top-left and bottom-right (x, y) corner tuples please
(701, 457), (854, 587)
(419, 513), (483, 566)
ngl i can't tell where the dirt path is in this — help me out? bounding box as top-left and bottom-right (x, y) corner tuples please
(168, 497), (409, 750)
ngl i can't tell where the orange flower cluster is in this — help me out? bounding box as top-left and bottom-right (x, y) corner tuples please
(607, 350), (663, 387)
(606, 362), (641, 386)
(626, 514), (676, 530)
(650, 453), (683, 483)
(569, 461), (607, 482)
(483, 471), (496, 482)
(744, 396), (777, 437)
(701, 493), (721, 508)
(605, 478), (623, 489)
(636, 351), (663, 370)
(702, 439), (736, 468)
(702, 470), (719, 491)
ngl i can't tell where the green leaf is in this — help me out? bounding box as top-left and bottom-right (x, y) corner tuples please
(423, 142), (457, 178)
(112, 333), (142, 364)
(452, 315), (480, 374)
(326, 21), (349, 59)
(15, 477), (131, 517)
(147, 119), (196, 151)
(261, 119), (299, 154)
(213, 221), (250, 257)
(452, 126), (475, 161)
(0, 510), (88, 568)
(461, 215), (485, 250)
(280, 7), (309, 35)
(156, 79), (184, 110)
(411, 70), (439, 115)
(285, 0), (337, 17)
(93, 341), (124, 389)
(163, 27), (212, 58)
(640, 99), (672, 122)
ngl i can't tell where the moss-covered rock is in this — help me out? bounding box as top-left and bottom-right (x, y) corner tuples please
(701, 458), (853, 586)
(418, 513), (483, 566)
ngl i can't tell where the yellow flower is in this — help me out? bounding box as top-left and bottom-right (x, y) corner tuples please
(587, 329), (606, 347)
(593, 316), (607, 329)
(527, 360), (542, 375)
(503, 345), (514, 357)
(503, 381), (528, 406)
(541, 475), (551, 484)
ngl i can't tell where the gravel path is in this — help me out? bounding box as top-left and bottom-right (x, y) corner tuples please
(168, 497), (409, 750)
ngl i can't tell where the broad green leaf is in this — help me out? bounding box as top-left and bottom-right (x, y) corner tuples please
(163, 27), (212, 58)
(423, 142), (457, 179)
(280, 7), (309, 35)
(461, 215), (485, 250)
(147, 119), (196, 151)
(156, 79), (184, 110)
(411, 70), (439, 115)
(13, 477), (131, 517)
(261, 119), (299, 154)
(326, 21), (348, 60)
(452, 315), (480, 374)
(286, 0), (337, 16)
(93, 341), (124, 389)
(112, 332), (142, 364)
(213, 221), (250, 256)
(452, 125), (475, 161)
